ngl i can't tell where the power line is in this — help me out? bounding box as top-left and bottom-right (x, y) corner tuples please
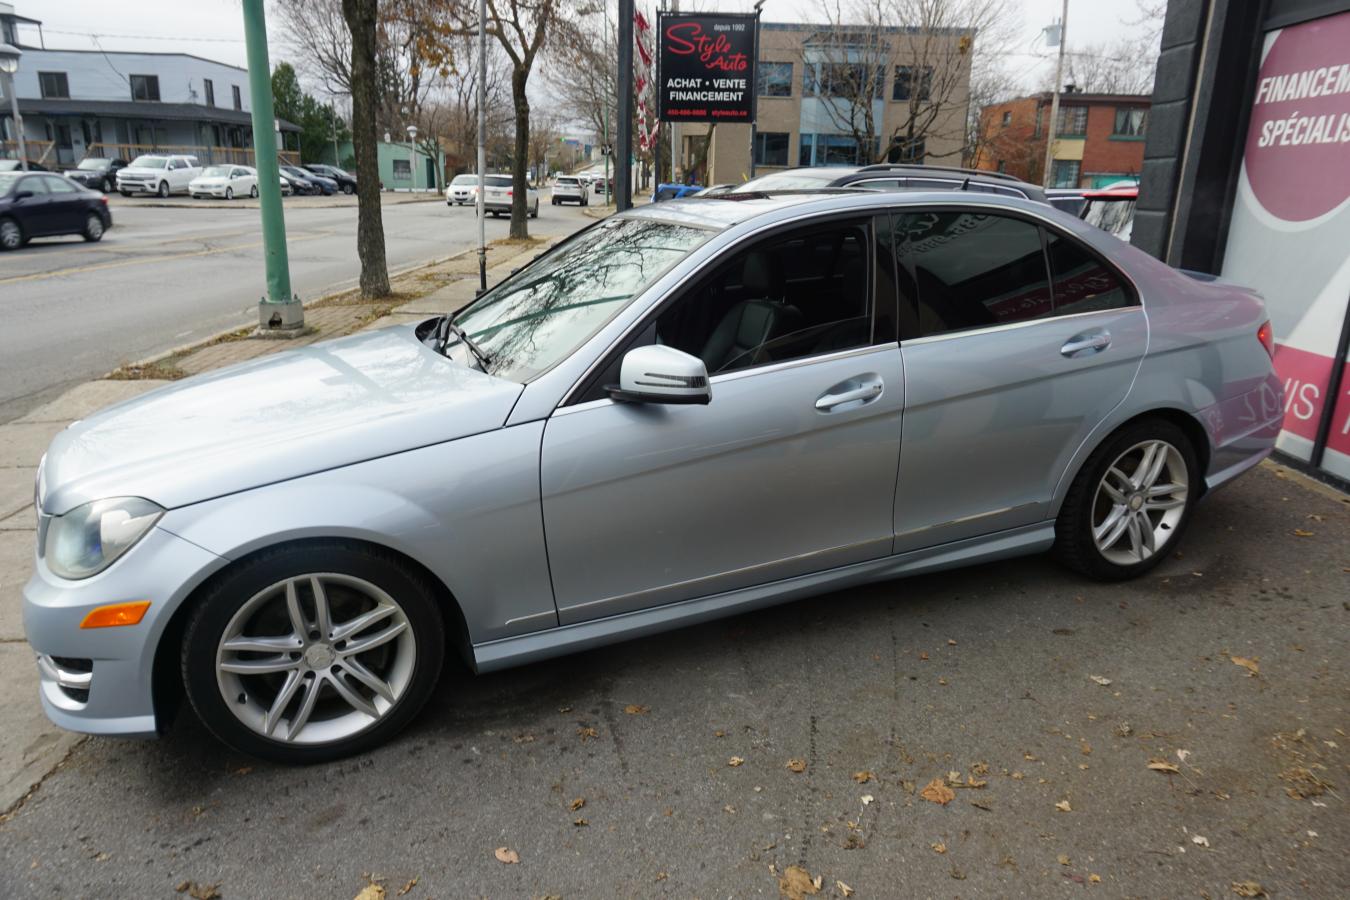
(42, 27), (245, 44)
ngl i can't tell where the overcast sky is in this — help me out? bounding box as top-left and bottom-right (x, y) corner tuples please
(15, 0), (1158, 91)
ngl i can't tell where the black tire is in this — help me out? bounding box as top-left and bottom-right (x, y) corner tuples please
(119, 189), (132, 197)
(81, 213), (105, 242)
(1053, 418), (1200, 581)
(250, 185), (259, 198)
(101, 177), (112, 193)
(530, 201), (539, 219)
(0, 217), (22, 251)
(157, 181), (170, 198)
(225, 187), (234, 200)
(582, 196), (589, 207)
(551, 198), (558, 206)
(181, 541), (446, 764)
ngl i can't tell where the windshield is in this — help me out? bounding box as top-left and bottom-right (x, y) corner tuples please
(732, 169), (842, 192)
(1084, 199), (1137, 241)
(446, 217), (713, 381)
(77, 159), (110, 170)
(201, 166), (231, 177)
(452, 174), (478, 185)
(129, 156), (168, 169)
(0, 172), (19, 194)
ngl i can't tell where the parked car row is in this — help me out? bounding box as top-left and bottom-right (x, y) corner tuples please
(2, 154), (359, 200)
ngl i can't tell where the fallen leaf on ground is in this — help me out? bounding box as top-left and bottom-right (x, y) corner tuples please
(232, 766), (252, 776)
(728, 756), (745, 767)
(1176, 749), (1192, 763)
(778, 864), (822, 899)
(1055, 800), (1072, 812)
(919, 652), (929, 661)
(948, 770), (962, 782)
(1089, 873), (1102, 884)
(861, 794), (874, 806)
(1231, 881), (1266, 897)
(714, 729), (726, 737)
(353, 888), (384, 900)
(1231, 656), (1260, 676)
(1191, 835), (1210, 847)
(573, 817), (589, 826)
(836, 880), (854, 897)
(176, 884), (222, 900)
(1058, 854), (1070, 866)
(1147, 759), (1181, 774)
(947, 639), (957, 646)
(1089, 675), (1112, 686)
(921, 777), (955, 805)
(950, 866), (966, 880)
(1081, 742), (1092, 756)
(932, 842), (947, 853)
(624, 704), (649, 715)
(971, 762), (989, 776)
(852, 770), (873, 783)
(965, 775), (988, 788)
(786, 758), (808, 773)
(494, 847), (520, 865)
(396, 878), (418, 896)
(577, 726), (599, 740)
(570, 797), (585, 811)
(1292, 528), (1314, 537)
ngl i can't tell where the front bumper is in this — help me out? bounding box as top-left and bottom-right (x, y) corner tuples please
(191, 185), (228, 197)
(22, 525), (227, 737)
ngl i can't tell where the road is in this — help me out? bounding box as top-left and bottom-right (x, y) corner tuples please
(0, 196), (592, 423)
(1, 464), (1346, 898)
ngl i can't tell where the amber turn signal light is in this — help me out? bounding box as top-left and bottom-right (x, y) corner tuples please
(79, 601), (151, 629)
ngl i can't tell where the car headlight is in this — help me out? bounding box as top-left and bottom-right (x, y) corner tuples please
(44, 497), (164, 580)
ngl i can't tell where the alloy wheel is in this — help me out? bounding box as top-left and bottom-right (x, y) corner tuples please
(1091, 439), (1189, 565)
(85, 215), (103, 240)
(226, 187), (234, 200)
(215, 573), (416, 745)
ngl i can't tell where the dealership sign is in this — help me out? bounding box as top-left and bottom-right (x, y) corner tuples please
(656, 12), (758, 123)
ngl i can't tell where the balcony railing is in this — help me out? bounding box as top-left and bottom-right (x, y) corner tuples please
(1, 141), (299, 167)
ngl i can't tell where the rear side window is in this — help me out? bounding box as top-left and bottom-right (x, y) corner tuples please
(557, 177), (577, 185)
(1044, 227), (1131, 315)
(486, 175), (512, 187)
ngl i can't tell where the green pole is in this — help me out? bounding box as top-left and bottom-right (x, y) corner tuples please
(241, 0), (293, 309)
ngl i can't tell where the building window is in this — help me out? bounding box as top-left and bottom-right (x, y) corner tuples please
(888, 137), (925, 164)
(38, 72), (69, 99)
(130, 74), (161, 102)
(204, 79), (215, 107)
(805, 63), (884, 99)
(754, 131), (790, 166)
(1113, 107), (1147, 137)
(1051, 159), (1081, 188)
(392, 159), (412, 179)
(1001, 110), (1011, 127)
(1056, 105), (1087, 136)
(232, 85), (242, 111)
(997, 160), (1006, 173)
(892, 66), (932, 102)
(759, 62), (792, 98)
(799, 133), (875, 166)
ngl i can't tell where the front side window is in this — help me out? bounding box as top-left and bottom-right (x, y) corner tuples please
(448, 218), (713, 382)
(130, 75), (160, 102)
(893, 66), (933, 102)
(654, 220), (875, 376)
(129, 155), (168, 169)
(753, 131), (790, 167)
(42, 175), (79, 193)
(1112, 107), (1147, 137)
(202, 165), (231, 177)
(39, 72), (69, 99)
(759, 62), (793, 97)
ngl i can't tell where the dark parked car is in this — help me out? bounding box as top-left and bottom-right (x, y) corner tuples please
(64, 157), (129, 193)
(303, 163), (357, 194)
(281, 165), (336, 195)
(0, 171), (112, 250)
(0, 159), (49, 172)
(732, 164), (1049, 203)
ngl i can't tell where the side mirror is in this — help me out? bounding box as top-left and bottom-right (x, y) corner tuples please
(13, 190), (32, 201)
(608, 345), (711, 405)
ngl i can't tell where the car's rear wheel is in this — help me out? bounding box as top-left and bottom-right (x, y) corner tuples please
(82, 213), (105, 242)
(1054, 419), (1199, 581)
(0, 217), (22, 251)
(157, 181), (170, 198)
(343, 184), (355, 195)
(181, 542), (445, 763)
(250, 185), (259, 198)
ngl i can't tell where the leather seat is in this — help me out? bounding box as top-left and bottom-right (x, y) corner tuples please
(701, 251), (799, 372)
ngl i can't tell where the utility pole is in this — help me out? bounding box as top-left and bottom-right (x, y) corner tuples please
(241, 0), (300, 332)
(407, 124), (418, 192)
(1042, 0), (1069, 189)
(616, 0), (634, 210)
(476, 0), (487, 292)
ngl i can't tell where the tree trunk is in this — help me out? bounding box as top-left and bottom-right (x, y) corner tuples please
(341, 0), (390, 297)
(510, 64), (530, 240)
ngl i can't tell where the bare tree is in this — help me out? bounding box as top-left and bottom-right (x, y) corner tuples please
(341, 0), (390, 297)
(1060, 38), (1158, 95)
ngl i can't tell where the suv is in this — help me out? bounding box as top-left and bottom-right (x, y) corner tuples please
(551, 175), (589, 206)
(732, 164), (1048, 204)
(479, 174), (539, 218)
(64, 157), (128, 193)
(116, 154), (200, 197)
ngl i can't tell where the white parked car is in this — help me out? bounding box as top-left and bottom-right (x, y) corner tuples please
(446, 173), (479, 206)
(479, 174), (538, 218)
(551, 175), (589, 206)
(189, 165), (259, 200)
(116, 154), (200, 198)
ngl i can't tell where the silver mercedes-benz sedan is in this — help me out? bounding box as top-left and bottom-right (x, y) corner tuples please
(24, 191), (1284, 762)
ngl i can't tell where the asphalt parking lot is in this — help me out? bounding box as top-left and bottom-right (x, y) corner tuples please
(1, 462), (1345, 899)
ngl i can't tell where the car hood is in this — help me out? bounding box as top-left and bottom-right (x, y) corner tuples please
(189, 176), (228, 186)
(40, 324), (522, 515)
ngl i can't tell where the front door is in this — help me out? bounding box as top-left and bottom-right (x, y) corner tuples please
(891, 208), (1148, 550)
(541, 217), (905, 624)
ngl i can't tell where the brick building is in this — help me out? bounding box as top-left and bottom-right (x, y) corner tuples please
(972, 91), (1150, 188)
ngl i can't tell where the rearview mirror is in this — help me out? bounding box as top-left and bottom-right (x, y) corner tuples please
(608, 345), (711, 405)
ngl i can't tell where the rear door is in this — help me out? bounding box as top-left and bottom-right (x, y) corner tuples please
(891, 207), (1147, 550)
(484, 175), (512, 207)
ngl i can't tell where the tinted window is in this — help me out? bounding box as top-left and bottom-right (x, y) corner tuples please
(42, 175), (79, 193)
(130, 74), (160, 101)
(17, 175), (50, 194)
(1044, 228), (1132, 314)
(895, 211), (1052, 338)
(655, 220), (874, 375)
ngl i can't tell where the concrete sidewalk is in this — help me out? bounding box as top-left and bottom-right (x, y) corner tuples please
(0, 237), (558, 814)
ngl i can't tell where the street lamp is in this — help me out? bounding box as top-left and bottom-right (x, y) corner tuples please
(0, 42), (29, 171)
(406, 124), (418, 192)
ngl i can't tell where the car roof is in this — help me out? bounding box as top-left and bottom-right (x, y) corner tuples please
(1082, 188), (1138, 199)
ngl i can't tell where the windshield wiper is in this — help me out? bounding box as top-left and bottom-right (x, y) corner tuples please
(436, 314), (493, 372)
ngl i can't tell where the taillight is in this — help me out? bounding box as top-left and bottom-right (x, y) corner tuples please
(506, 190), (513, 197)
(1256, 320), (1275, 359)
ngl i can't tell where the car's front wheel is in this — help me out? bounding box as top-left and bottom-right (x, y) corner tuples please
(250, 185), (259, 198)
(157, 181), (170, 198)
(225, 187), (234, 200)
(1054, 419), (1199, 581)
(101, 177), (113, 193)
(181, 542), (445, 763)
(82, 213), (105, 242)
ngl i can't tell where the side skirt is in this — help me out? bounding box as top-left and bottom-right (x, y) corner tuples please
(471, 521), (1055, 674)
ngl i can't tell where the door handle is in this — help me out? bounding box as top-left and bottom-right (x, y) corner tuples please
(815, 379), (883, 411)
(1061, 330), (1111, 357)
